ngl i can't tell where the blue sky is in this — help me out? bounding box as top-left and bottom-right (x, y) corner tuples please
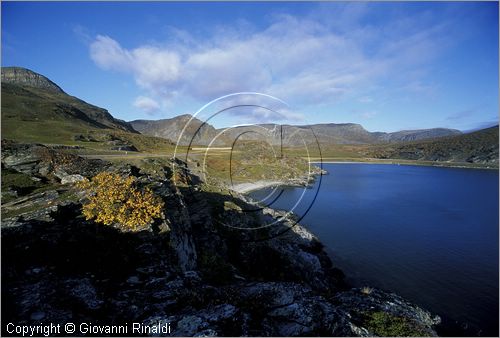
(2, 1), (498, 131)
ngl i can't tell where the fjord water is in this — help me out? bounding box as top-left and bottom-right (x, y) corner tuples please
(250, 163), (499, 336)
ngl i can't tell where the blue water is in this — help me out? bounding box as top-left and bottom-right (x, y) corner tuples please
(250, 163), (499, 336)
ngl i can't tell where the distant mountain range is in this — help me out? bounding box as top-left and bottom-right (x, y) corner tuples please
(131, 115), (462, 147)
(1, 67), (498, 165)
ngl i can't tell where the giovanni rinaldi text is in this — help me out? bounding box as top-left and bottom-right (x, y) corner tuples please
(6, 322), (172, 336)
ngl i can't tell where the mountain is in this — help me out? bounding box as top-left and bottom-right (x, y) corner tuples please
(369, 126), (499, 164)
(1, 67), (138, 144)
(130, 115), (228, 146)
(214, 123), (462, 147)
(129, 117), (461, 147)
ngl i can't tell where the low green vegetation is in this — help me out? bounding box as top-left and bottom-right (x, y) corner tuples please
(363, 311), (427, 337)
(204, 140), (311, 184)
(1, 168), (53, 203)
(1, 168), (43, 192)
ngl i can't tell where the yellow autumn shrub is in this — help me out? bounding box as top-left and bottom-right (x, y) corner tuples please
(77, 172), (164, 231)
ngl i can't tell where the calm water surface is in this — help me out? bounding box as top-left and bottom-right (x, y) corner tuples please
(250, 163), (499, 336)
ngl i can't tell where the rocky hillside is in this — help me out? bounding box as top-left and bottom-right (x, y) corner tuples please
(1, 141), (441, 336)
(368, 125), (499, 164)
(376, 128), (462, 142)
(130, 115), (227, 146)
(1, 67), (137, 143)
(219, 123), (376, 147)
(220, 124), (461, 146)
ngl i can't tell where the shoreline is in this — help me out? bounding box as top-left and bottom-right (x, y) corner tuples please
(230, 160), (498, 195)
(229, 164), (493, 337)
(309, 160), (499, 170)
(230, 180), (289, 194)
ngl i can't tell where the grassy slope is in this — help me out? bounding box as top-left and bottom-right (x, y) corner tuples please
(1, 83), (176, 153)
(2, 83), (98, 144)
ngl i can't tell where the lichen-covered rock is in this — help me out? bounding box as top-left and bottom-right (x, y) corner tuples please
(58, 172), (85, 184)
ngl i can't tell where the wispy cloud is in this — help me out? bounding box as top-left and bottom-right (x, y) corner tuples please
(73, 24), (92, 45)
(463, 120), (499, 132)
(446, 107), (479, 121)
(197, 93), (305, 124)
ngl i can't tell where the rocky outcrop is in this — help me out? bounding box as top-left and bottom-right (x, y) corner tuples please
(334, 288), (441, 336)
(1, 140), (110, 180)
(2, 67), (65, 93)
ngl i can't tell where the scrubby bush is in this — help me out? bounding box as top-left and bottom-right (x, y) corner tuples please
(361, 286), (374, 295)
(77, 172), (164, 231)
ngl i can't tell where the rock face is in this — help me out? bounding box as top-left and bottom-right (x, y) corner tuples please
(2, 67), (65, 93)
(1, 142), (442, 336)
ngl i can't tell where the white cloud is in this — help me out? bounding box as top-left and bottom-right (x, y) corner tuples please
(88, 6), (454, 121)
(131, 47), (180, 92)
(90, 36), (181, 94)
(133, 96), (160, 114)
(90, 35), (132, 72)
